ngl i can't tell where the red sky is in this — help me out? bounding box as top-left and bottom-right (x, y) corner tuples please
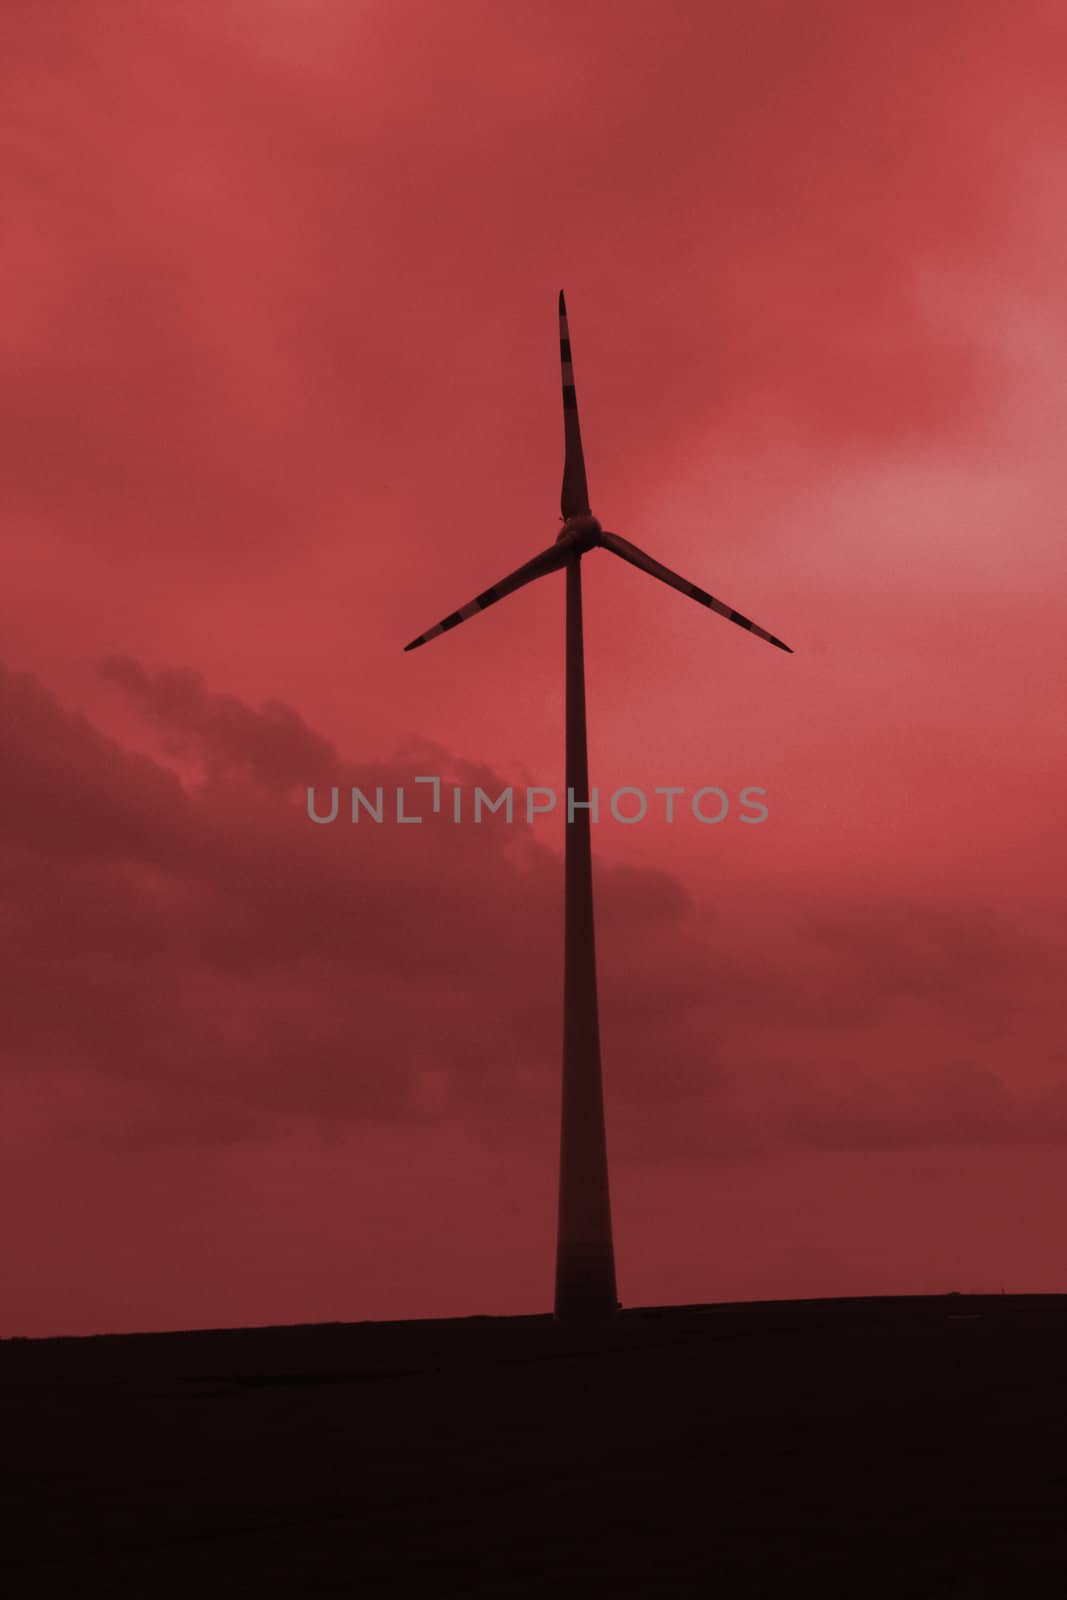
(3, 0), (1066, 1336)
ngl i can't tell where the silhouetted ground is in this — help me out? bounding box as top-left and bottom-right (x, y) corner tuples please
(4, 1294), (1067, 1594)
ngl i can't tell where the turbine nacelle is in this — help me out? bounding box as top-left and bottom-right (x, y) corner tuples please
(557, 513), (602, 551)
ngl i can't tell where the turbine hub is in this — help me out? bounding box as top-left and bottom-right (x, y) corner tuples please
(557, 514), (602, 551)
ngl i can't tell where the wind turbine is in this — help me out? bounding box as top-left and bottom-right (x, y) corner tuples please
(404, 291), (792, 1320)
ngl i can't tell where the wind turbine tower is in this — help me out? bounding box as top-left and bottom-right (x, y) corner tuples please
(404, 292), (792, 1319)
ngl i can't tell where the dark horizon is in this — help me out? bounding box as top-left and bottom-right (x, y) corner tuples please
(6, 1286), (1063, 1348)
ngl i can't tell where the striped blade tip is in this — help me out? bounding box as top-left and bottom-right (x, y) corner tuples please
(558, 288), (566, 313)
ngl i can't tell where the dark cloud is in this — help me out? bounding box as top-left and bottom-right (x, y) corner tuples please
(98, 654), (339, 787)
(0, 657), (1059, 1164)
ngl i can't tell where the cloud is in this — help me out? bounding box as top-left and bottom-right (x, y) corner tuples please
(97, 654), (339, 787)
(0, 655), (1060, 1162)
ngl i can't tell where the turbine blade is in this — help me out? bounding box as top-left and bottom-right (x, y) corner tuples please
(600, 530), (793, 653)
(559, 290), (591, 519)
(403, 541), (570, 651)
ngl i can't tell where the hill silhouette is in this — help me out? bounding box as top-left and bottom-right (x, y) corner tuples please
(5, 1293), (1066, 1594)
